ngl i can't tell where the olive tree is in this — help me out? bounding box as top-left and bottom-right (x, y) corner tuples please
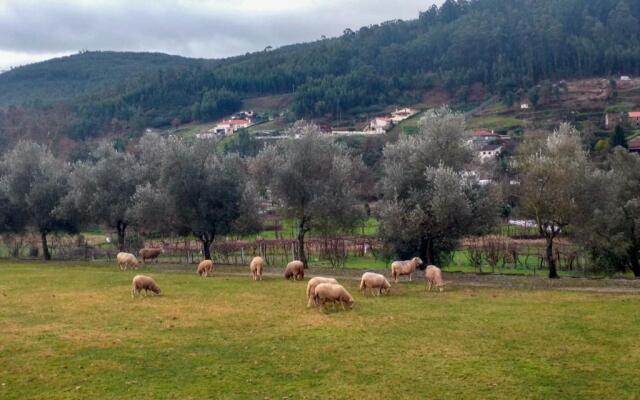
(251, 122), (365, 267)
(379, 108), (498, 264)
(516, 124), (592, 279)
(0, 189), (26, 234)
(576, 148), (640, 276)
(132, 137), (260, 260)
(0, 141), (77, 260)
(65, 142), (143, 251)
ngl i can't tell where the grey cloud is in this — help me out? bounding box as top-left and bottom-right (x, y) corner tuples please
(0, 0), (441, 62)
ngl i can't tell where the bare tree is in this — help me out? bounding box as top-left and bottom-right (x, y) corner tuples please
(516, 124), (592, 279)
(251, 122), (365, 267)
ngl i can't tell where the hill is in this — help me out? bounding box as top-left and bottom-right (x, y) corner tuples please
(0, 51), (210, 107)
(2, 0), (640, 147)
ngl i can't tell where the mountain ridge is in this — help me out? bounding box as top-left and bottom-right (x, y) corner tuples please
(1, 0), (640, 148)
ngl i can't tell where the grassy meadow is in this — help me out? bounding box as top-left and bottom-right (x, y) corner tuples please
(1, 261), (639, 399)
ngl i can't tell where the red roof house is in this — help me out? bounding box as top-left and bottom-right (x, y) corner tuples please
(628, 137), (640, 153)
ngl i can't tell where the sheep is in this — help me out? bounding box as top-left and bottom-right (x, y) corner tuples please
(250, 256), (265, 281)
(390, 257), (423, 283)
(306, 277), (338, 307)
(139, 248), (163, 264)
(359, 272), (391, 296)
(284, 260), (304, 281)
(314, 283), (354, 310)
(131, 275), (161, 297)
(197, 260), (214, 277)
(116, 252), (139, 270)
(424, 265), (445, 292)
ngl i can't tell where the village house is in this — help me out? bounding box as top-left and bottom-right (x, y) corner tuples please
(477, 144), (502, 162)
(213, 119), (252, 136)
(628, 137), (640, 153)
(236, 110), (255, 118)
(369, 116), (392, 134)
(629, 112), (640, 128)
(390, 108), (417, 123)
(471, 130), (501, 143)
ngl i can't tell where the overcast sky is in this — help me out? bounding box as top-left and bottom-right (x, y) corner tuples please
(0, 0), (441, 71)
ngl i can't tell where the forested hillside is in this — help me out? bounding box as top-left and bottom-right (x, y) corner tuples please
(0, 51), (210, 107)
(1, 0), (640, 144)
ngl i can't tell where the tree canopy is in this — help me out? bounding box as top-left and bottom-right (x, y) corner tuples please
(251, 122), (365, 267)
(378, 108), (499, 264)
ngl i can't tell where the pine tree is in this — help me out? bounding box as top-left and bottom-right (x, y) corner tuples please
(611, 125), (628, 149)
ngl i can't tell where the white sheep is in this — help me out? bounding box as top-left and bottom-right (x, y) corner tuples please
(197, 260), (213, 277)
(131, 275), (161, 297)
(284, 260), (304, 280)
(306, 277), (338, 307)
(116, 252), (139, 270)
(359, 272), (391, 296)
(250, 256), (265, 281)
(390, 257), (423, 283)
(314, 283), (354, 310)
(424, 265), (445, 292)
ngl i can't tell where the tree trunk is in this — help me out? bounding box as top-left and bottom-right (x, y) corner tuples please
(41, 231), (51, 261)
(546, 236), (559, 279)
(199, 233), (214, 261)
(116, 221), (127, 252)
(202, 240), (212, 260)
(298, 219), (308, 268)
(629, 249), (640, 278)
(418, 237), (435, 266)
(426, 239), (435, 266)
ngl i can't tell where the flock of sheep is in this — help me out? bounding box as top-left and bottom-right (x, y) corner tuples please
(119, 249), (445, 311)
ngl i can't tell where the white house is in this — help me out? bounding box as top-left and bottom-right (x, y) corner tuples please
(369, 117), (392, 134)
(478, 144), (502, 162)
(214, 119), (252, 136)
(621, 75), (632, 81)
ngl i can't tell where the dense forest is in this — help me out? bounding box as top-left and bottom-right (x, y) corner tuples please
(1, 0), (640, 144)
(0, 52), (212, 107)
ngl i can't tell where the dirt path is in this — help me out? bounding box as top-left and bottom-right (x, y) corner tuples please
(156, 263), (640, 295)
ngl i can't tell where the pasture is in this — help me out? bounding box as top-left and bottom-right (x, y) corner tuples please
(1, 261), (639, 399)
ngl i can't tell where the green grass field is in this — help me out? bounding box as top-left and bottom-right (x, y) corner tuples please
(1, 261), (639, 399)
(467, 115), (526, 131)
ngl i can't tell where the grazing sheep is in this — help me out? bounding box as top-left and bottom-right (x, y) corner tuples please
(390, 257), (423, 283)
(131, 275), (161, 297)
(250, 256), (265, 281)
(359, 272), (391, 296)
(306, 277), (338, 307)
(284, 260), (304, 281)
(314, 283), (354, 310)
(197, 260), (214, 277)
(425, 265), (445, 292)
(139, 248), (163, 264)
(116, 252), (140, 270)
